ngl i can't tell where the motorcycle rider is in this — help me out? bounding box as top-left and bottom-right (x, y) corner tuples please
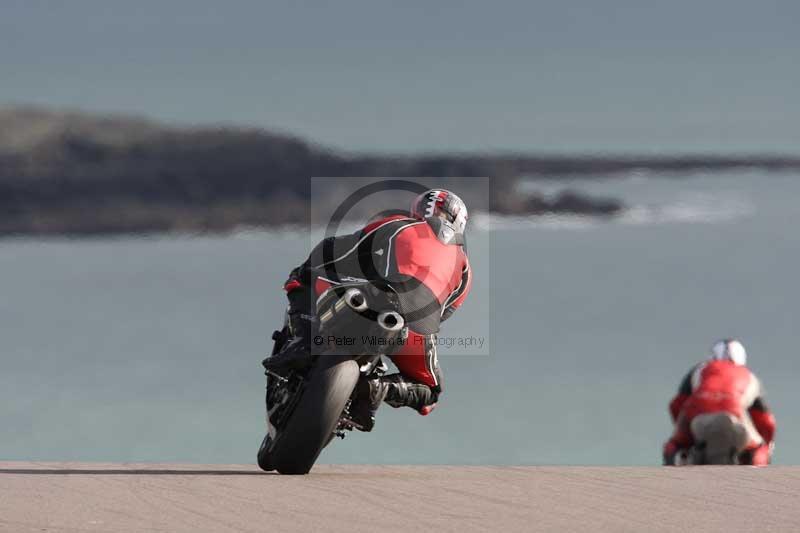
(264, 189), (472, 430)
(663, 339), (777, 465)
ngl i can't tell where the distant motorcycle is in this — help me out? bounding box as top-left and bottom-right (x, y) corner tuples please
(672, 412), (765, 465)
(257, 280), (406, 474)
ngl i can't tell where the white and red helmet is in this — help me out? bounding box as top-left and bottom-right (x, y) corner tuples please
(710, 339), (747, 366)
(411, 189), (468, 245)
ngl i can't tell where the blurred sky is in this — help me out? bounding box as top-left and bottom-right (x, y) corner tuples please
(2, 0), (799, 153)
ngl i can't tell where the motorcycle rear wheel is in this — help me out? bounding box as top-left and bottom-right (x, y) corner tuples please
(260, 355), (359, 475)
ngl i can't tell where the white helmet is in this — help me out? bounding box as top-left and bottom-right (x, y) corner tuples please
(410, 189), (468, 245)
(710, 339), (747, 366)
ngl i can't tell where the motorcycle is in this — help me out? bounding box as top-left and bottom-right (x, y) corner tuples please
(672, 412), (762, 465)
(257, 280), (407, 475)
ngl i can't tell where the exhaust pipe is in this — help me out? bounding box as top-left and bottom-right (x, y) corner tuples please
(377, 311), (405, 332)
(343, 288), (368, 312)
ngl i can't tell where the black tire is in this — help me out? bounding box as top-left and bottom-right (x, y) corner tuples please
(266, 355), (360, 475)
(257, 434), (275, 472)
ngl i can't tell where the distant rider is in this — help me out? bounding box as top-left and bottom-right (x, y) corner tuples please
(264, 189), (472, 430)
(663, 339), (776, 465)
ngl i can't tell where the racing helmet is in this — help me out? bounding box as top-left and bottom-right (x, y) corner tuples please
(410, 189), (468, 245)
(710, 339), (747, 366)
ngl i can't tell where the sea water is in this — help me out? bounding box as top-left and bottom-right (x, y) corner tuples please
(1, 171), (798, 465)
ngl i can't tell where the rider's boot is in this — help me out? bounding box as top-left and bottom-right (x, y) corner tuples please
(662, 439), (680, 466)
(739, 442), (772, 466)
(263, 287), (317, 370)
(350, 373), (438, 431)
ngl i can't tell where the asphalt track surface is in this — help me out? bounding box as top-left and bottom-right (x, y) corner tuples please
(2, 462), (799, 532)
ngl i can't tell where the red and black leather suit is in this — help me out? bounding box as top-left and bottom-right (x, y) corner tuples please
(282, 214), (471, 411)
(664, 359), (776, 465)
